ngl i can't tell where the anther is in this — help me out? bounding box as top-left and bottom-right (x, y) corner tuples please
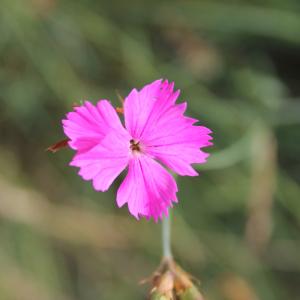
(130, 139), (140, 152)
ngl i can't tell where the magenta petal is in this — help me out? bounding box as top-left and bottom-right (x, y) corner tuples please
(124, 79), (180, 139)
(63, 100), (126, 153)
(147, 144), (210, 176)
(145, 116), (213, 176)
(116, 155), (178, 221)
(70, 131), (130, 191)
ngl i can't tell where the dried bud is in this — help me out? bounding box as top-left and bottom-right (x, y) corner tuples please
(147, 258), (205, 300)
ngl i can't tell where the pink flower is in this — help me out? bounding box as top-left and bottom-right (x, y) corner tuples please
(63, 79), (213, 221)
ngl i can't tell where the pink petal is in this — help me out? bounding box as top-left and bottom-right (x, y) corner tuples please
(147, 143), (211, 176)
(124, 79), (180, 140)
(116, 155), (178, 221)
(63, 100), (126, 153)
(70, 130), (130, 191)
(144, 103), (213, 176)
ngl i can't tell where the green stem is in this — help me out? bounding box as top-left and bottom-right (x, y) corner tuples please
(162, 212), (172, 258)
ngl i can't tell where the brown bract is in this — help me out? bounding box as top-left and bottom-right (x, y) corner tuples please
(145, 258), (205, 300)
(116, 107), (124, 114)
(46, 139), (69, 153)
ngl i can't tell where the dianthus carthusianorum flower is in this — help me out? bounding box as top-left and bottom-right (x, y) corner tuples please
(63, 79), (212, 221)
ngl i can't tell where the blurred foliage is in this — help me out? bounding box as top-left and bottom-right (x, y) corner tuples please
(0, 0), (300, 299)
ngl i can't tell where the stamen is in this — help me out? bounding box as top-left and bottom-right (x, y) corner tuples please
(130, 139), (141, 152)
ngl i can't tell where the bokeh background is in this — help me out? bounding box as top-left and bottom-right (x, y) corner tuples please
(0, 0), (300, 299)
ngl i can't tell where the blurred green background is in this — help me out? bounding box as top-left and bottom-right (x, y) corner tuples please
(0, 0), (300, 299)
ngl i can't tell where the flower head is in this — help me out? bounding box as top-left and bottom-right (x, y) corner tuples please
(62, 79), (213, 221)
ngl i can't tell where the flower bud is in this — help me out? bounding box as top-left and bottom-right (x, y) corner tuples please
(148, 258), (205, 300)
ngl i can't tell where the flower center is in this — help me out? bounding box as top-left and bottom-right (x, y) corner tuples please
(130, 139), (141, 152)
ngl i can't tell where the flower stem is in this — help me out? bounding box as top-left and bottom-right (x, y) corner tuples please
(162, 212), (172, 258)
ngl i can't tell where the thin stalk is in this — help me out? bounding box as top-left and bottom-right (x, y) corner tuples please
(162, 212), (172, 258)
